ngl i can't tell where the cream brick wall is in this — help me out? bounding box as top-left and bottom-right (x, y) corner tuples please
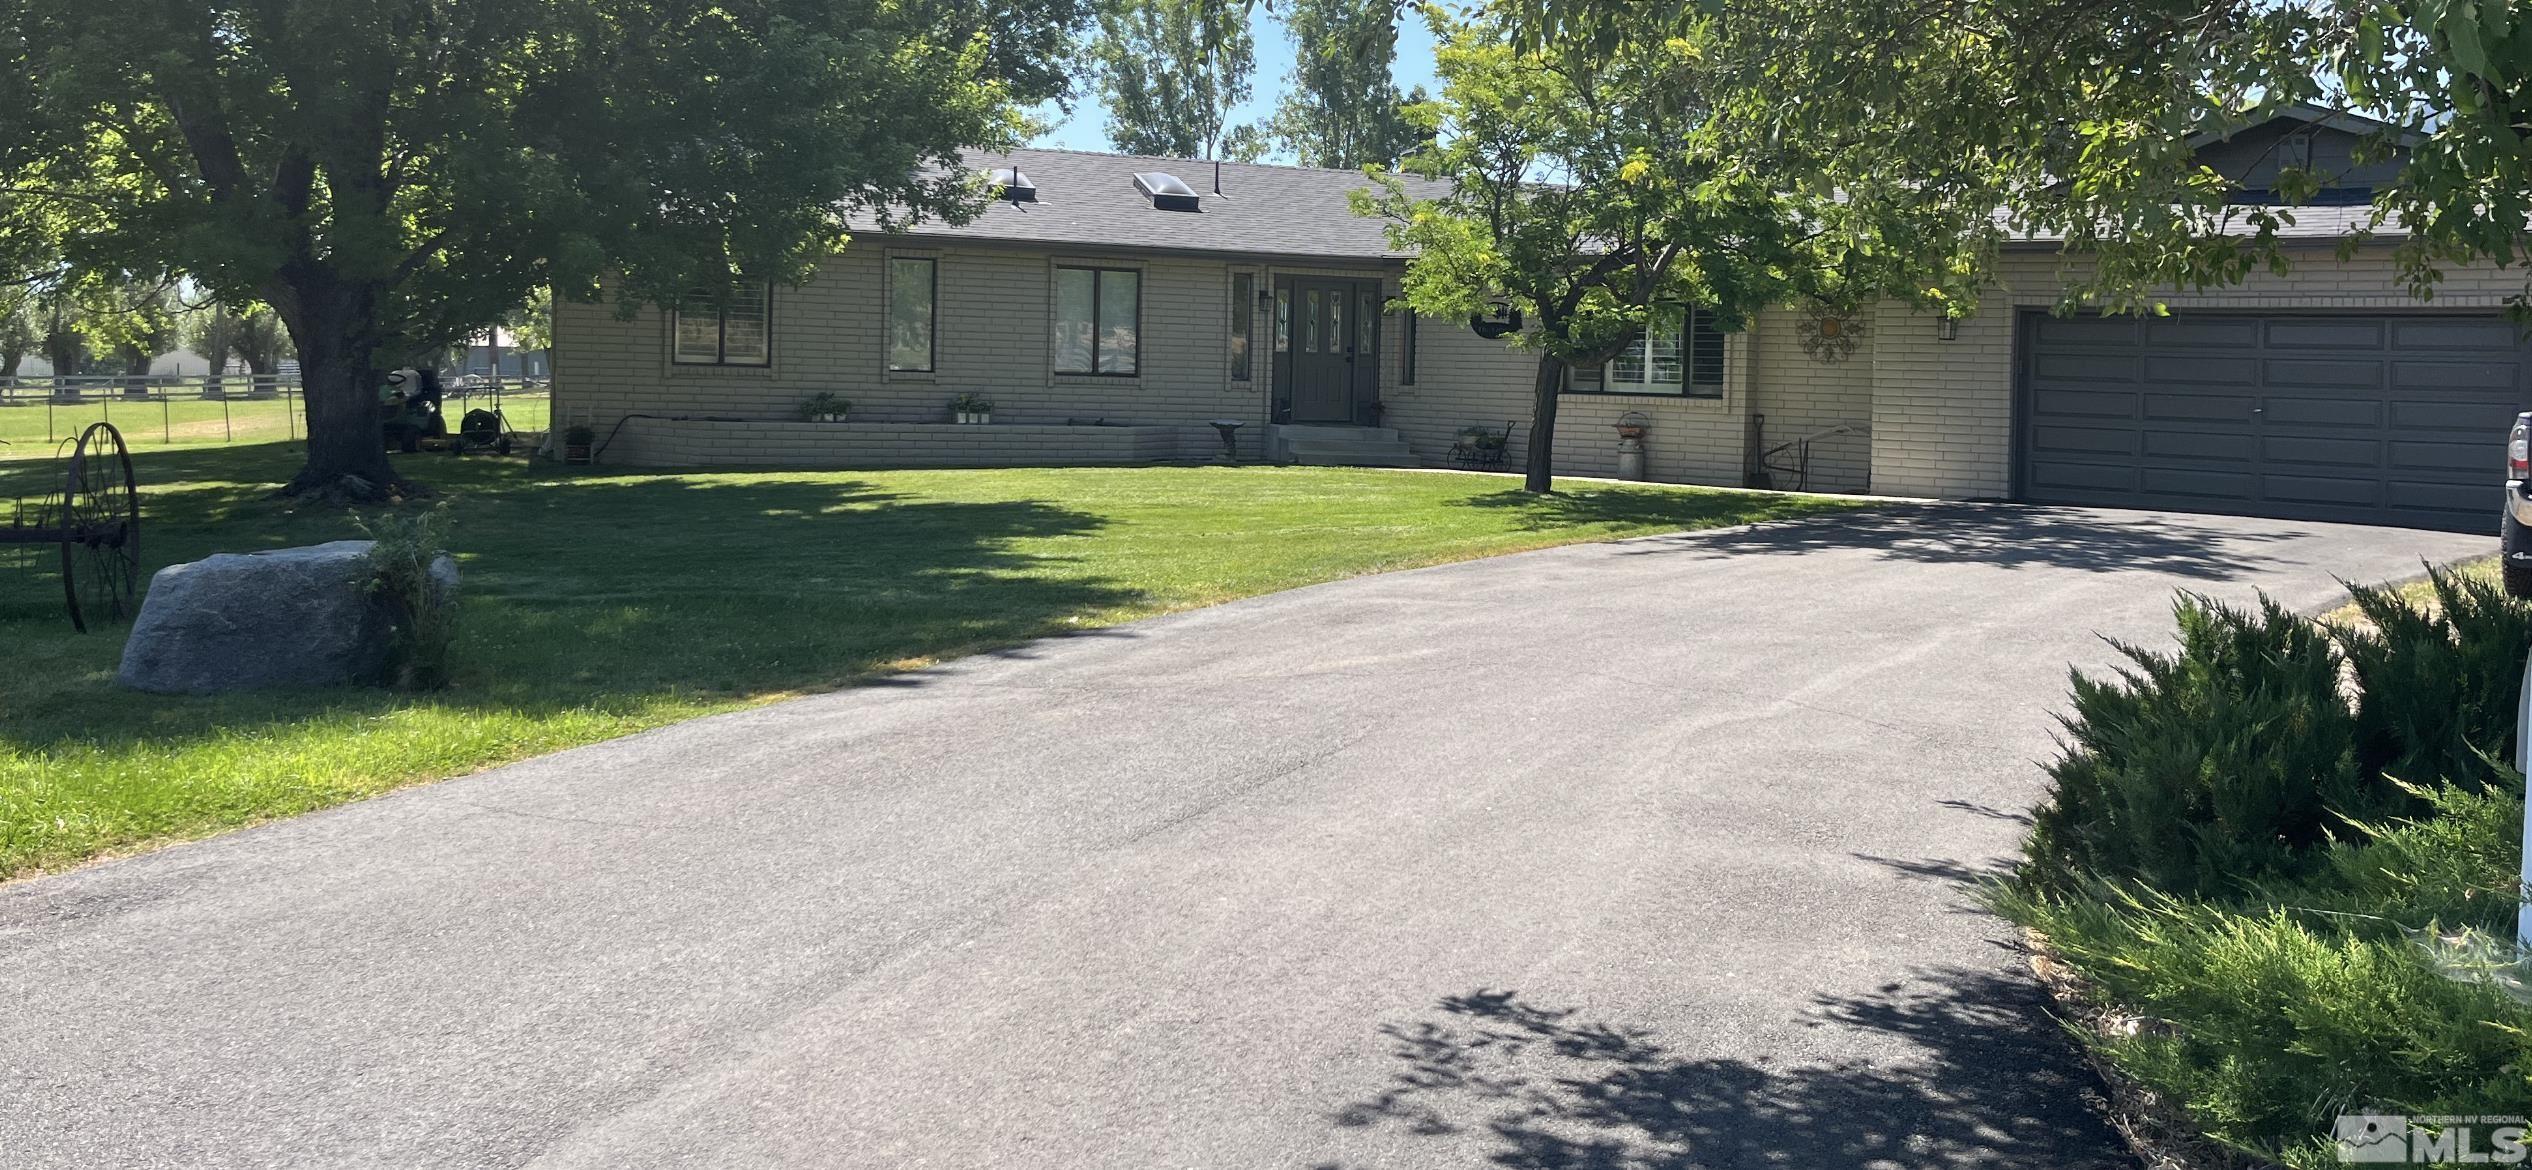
(556, 241), (1305, 464)
(1384, 319), (1756, 484)
(1746, 307), (1874, 493)
(556, 236), (2519, 496)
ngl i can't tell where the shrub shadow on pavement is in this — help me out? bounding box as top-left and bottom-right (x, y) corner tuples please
(1319, 968), (2127, 1169)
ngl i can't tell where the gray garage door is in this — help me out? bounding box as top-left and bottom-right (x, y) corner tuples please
(2016, 311), (2530, 531)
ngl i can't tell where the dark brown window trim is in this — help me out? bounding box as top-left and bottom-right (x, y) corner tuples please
(1054, 265), (1142, 376)
(670, 281), (774, 368)
(887, 257), (937, 374)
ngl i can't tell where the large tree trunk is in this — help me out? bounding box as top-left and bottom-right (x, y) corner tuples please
(1523, 352), (1563, 494)
(276, 286), (414, 500)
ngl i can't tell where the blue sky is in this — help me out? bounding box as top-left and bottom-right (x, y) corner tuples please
(1031, 5), (1442, 157)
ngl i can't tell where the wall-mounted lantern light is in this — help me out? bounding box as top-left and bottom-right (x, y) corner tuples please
(1936, 316), (1960, 342)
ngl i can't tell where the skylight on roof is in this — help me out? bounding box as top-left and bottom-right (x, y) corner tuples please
(1133, 171), (1201, 212)
(991, 166), (1037, 202)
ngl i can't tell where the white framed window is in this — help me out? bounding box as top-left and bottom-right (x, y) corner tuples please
(672, 280), (772, 367)
(887, 257), (936, 373)
(1054, 266), (1140, 376)
(1576, 306), (1725, 397)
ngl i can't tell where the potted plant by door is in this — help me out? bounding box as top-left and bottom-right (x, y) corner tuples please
(950, 393), (994, 424)
(561, 424), (595, 465)
(800, 392), (851, 423)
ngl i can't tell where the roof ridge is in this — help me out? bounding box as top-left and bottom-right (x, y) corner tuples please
(997, 144), (1391, 178)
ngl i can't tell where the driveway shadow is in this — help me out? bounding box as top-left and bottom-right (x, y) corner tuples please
(1320, 968), (2127, 1169)
(1596, 501), (2305, 581)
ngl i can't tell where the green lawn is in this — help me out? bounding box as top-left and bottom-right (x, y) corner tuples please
(0, 443), (1862, 879)
(0, 389), (551, 456)
(2324, 554), (2499, 625)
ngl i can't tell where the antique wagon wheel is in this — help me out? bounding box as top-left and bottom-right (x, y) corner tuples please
(59, 422), (139, 634)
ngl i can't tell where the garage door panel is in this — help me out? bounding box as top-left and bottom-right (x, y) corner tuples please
(2027, 461), (2139, 492)
(2393, 319), (2524, 351)
(2030, 425), (2138, 456)
(2267, 319), (2385, 349)
(2032, 352), (2138, 383)
(2388, 481), (2489, 513)
(2031, 388), (2136, 418)
(2264, 358), (2386, 389)
(2390, 399), (2518, 431)
(2141, 430), (2255, 462)
(2145, 318), (2263, 348)
(2033, 316), (2142, 346)
(2140, 467), (2258, 499)
(2019, 310), (2525, 532)
(2143, 355), (2257, 386)
(2259, 397), (2382, 427)
(2142, 392), (2254, 422)
(2392, 359), (2521, 392)
(2262, 435), (2381, 465)
(2388, 438), (2490, 471)
(2262, 474), (2381, 506)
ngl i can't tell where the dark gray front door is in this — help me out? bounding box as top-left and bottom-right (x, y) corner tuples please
(1279, 276), (1381, 424)
(2015, 311), (2530, 532)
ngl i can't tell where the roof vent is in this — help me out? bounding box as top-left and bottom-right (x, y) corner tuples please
(990, 167), (1037, 202)
(1134, 171), (1202, 212)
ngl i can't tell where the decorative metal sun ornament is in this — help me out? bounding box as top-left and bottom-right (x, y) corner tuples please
(1798, 305), (1867, 364)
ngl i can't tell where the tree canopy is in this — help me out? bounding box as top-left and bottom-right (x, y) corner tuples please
(1265, 0), (1426, 169)
(1503, 0), (2532, 317)
(1088, 0), (1262, 160)
(1363, 2), (1991, 492)
(0, 0), (1085, 494)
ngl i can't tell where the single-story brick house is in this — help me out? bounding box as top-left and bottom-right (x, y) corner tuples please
(552, 105), (2529, 532)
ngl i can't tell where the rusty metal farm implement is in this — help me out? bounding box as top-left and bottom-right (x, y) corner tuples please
(3, 422), (140, 632)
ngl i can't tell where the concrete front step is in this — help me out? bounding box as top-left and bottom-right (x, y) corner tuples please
(1273, 424), (1403, 443)
(1264, 423), (1415, 465)
(1286, 439), (1418, 468)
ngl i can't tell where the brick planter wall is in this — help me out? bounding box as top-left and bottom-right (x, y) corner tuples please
(596, 418), (1209, 469)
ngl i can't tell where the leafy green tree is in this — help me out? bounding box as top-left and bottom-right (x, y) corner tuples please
(230, 305), (293, 380)
(503, 287), (554, 356)
(1088, 0), (1260, 159)
(1361, 6), (1967, 493)
(0, 0), (1084, 496)
(1266, 0), (1425, 168)
(0, 293), (35, 377)
(186, 304), (245, 377)
(1504, 0), (2532, 316)
(37, 293), (86, 379)
(80, 282), (183, 380)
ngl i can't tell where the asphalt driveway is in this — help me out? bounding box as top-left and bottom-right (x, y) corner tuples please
(0, 504), (2491, 1169)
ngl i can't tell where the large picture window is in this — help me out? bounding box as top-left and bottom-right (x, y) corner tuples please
(1054, 266), (1140, 375)
(1575, 306), (1725, 397)
(672, 280), (772, 367)
(887, 258), (936, 373)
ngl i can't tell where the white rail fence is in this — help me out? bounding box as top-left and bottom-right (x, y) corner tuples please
(0, 373), (549, 450)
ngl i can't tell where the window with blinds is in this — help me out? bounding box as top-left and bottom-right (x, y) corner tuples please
(671, 280), (772, 367)
(1579, 306), (1726, 397)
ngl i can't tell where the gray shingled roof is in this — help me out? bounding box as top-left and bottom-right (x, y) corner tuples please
(863, 146), (2403, 261)
(871, 148), (1445, 261)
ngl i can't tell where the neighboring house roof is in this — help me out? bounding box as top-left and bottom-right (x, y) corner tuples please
(2002, 203), (2398, 248)
(873, 148), (1446, 262)
(2184, 101), (2425, 151)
